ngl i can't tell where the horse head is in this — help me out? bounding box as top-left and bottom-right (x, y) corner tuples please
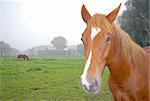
(80, 4), (121, 93)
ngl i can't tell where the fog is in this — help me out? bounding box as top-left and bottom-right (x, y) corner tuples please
(0, 0), (125, 51)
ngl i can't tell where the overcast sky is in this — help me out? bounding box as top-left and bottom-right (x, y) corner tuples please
(0, 0), (126, 51)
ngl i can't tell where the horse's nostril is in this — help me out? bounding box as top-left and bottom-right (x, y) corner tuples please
(81, 78), (89, 91)
(83, 84), (88, 91)
(93, 79), (98, 86)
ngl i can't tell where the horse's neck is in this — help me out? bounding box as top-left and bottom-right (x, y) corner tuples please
(108, 24), (149, 85)
(108, 49), (132, 84)
(108, 38), (135, 83)
(108, 45), (149, 84)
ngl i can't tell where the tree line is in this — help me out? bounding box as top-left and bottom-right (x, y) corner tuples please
(0, 41), (19, 56)
(118, 0), (149, 47)
(26, 36), (84, 56)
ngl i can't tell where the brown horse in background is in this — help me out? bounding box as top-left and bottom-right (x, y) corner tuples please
(80, 4), (149, 101)
(17, 54), (29, 60)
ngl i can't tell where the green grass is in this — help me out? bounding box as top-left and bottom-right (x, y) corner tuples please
(0, 56), (111, 101)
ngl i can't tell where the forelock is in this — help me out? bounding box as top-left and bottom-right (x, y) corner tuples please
(88, 14), (105, 28)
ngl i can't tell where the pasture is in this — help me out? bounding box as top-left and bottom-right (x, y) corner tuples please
(0, 57), (111, 101)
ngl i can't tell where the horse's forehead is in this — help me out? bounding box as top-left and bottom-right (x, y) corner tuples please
(91, 27), (101, 40)
(88, 14), (105, 25)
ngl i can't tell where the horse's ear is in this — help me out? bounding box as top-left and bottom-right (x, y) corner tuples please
(106, 3), (121, 23)
(81, 5), (91, 23)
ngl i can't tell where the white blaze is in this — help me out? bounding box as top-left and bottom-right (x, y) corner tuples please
(91, 27), (101, 40)
(81, 27), (101, 89)
(81, 51), (92, 89)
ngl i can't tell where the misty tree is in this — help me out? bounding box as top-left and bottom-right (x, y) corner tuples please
(51, 36), (67, 50)
(0, 41), (19, 56)
(3, 43), (10, 56)
(118, 0), (149, 47)
(77, 43), (84, 56)
(9, 48), (19, 56)
(0, 41), (5, 56)
(0, 41), (10, 56)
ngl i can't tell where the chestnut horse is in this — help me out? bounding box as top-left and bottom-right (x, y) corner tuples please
(17, 54), (29, 60)
(80, 4), (149, 101)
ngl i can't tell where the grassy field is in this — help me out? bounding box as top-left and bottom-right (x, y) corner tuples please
(0, 56), (111, 101)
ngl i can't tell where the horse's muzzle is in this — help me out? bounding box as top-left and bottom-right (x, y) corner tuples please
(81, 78), (99, 94)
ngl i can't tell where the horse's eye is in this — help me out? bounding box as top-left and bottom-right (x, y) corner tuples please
(106, 37), (110, 41)
(105, 36), (111, 44)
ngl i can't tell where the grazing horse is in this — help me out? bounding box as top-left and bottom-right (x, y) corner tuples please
(17, 54), (29, 60)
(80, 4), (149, 101)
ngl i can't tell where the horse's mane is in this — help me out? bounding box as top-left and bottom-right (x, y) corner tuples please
(113, 23), (147, 63)
(88, 14), (147, 64)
